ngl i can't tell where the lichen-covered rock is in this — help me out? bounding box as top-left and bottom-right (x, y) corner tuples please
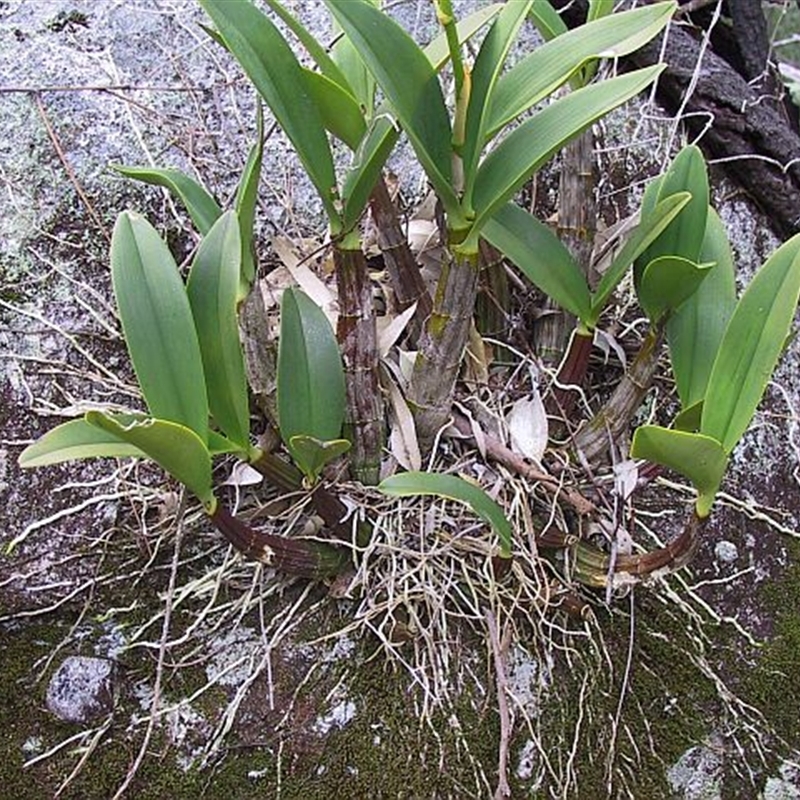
(46, 655), (117, 723)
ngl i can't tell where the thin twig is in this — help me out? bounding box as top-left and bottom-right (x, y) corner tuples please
(486, 609), (513, 800)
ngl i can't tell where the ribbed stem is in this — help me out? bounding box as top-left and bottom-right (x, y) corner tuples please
(335, 242), (384, 485)
(209, 503), (348, 580)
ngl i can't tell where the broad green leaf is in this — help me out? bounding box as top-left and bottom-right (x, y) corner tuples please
(527, 0), (567, 41)
(87, 412), (214, 509)
(489, 3), (675, 138)
(701, 234), (800, 454)
(278, 287), (346, 453)
(330, 0), (380, 113)
(483, 202), (591, 323)
(341, 114), (399, 232)
(589, 192), (691, 325)
(635, 145), (708, 286)
(303, 69), (366, 150)
(673, 400), (703, 433)
(666, 208), (737, 409)
(471, 65), (664, 241)
(631, 425), (727, 517)
(19, 418), (144, 467)
(234, 102), (264, 295)
(112, 165), (221, 235)
(199, 0), (340, 229)
(186, 212), (250, 451)
(379, 471), (513, 557)
(638, 256), (713, 322)
(263, 0), (350, 90)
(289, 435), (351, 484)
(588, 0), (613, 23)
(325, 0), (459, 218)
(462, 0), (532, 207)
(111, 212), (209, 441)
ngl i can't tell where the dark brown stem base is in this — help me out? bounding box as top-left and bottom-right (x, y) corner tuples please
(209, 503), (348, 580)
(547, 328), (594, 424)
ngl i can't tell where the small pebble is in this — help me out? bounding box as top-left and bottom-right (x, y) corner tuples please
(46, 656), (117, 723)
(714, 540), (739, 564)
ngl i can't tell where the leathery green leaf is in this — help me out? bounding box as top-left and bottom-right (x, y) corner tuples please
(701, 233), (800, 454)
(186, 212), (250, 451)
(303, 69), (366, 150)
(589, 191), (691, 326)
(667, 208), (737, 409)
(19, 418), (144, 467)
(527, 0), (568, 42)
(461, 0), (532, 203)
(234, 102), (264, 295)
(638, 256), (713, 322)
(635, 145), (708, 285)
(199, 0), (340, 229)
(88, 412), (214, 509)
(111, 212), (209, 441)
(631, 426), (727, 518)
(483, 202), (591, 323)
(471, 66), (663, 240)
(324, 0), (459, 216)
(289, 435), (351, 484)
(489, 3), (675, 138)
(112, 165), (221, 235)
(277, 287), (346, 453)
(330, 0), (380, 113)
(379, 471), (513, 557)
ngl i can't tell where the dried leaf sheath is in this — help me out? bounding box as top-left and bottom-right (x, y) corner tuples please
(409, 246), (480, 445)
(335, 242), (384, 484)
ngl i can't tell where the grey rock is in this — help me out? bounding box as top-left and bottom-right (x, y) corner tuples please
(46, 655), (117, 723)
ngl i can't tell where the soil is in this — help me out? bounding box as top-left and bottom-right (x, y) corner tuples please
(2, 2), (800, 799)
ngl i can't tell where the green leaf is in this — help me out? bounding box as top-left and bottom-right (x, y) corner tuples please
(631, 425), (727, 517)
(470, 65), (664, 241)
(637, 256), (714, 322)
(112, 165), (221, 235)
(673, 400), (703, 433)
(589, 191), (691, 325)
(482, 202), (591, 323)
(330, 0), (380, 113)
(234, 102), (264, 295)
(325, 0), (459, 217)
(278, 287), (346, 455)
(462, 0), (532, 206)
(88, 412), (214, 509)
(379, 471), (513, 557)
(527, 0), (568, 41)
(635, 145), (709, 285)
(303, 68), (366, 150)
(489, 3), (675, 138)
(19, 418), (145, 467)
(199, 0), (340, 229)
(289, 435), (351, 484)
(701, 233), (800, 454)
(111, 212), (209, 441)
(666, 208), (737, 409)
(425, 4), (503, 69)
(186, 212), (250, 451)
(263, 0), (350, 90)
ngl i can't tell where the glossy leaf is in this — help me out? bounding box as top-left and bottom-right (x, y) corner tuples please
(112, 165), (221, 235)
(325, 0), (459, 218)
(111, 212), (209, 441)
(234, 102), (264, 294)
(186, 212), (250, 451)
(379, 471), (513, 556)
(303, 69), (366, 150)
(19, 418), (144, 467)
(701, 234), (800, 454)
(631, 425), (727, 517)
(635, 145), (708, 286)
(87, 412), (214, 509)
(199, 0), (340, 229)
(471, 66), (664, 241)
(489, 3), (675, 138)
(289, 435), (351, 484)
(263, 0), (349, 90)
(483, 202), (591, 323)
(666, 208), (737, 409)
(589, 192), (691, 325)
(638, 255), (713, 322)
(277, 287), (346, 457)
(462, 0), (532, 206)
